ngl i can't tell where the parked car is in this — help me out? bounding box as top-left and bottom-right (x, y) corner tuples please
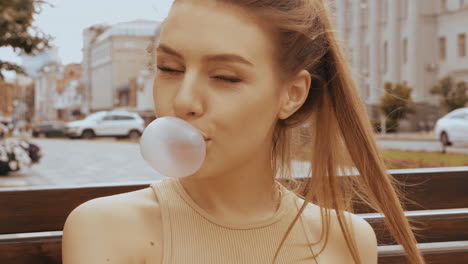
(434, 107), (468, 147)
(32, 121), (66, 138)
(64, 110), (145, 140)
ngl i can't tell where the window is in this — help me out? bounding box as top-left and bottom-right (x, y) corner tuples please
(439, 36), (446, 60)
(383, 41), (388, 73)
(115, 116), (134, 120)
(361, 0), (368, 27)
(402, 0), (409, 19)
(441, 0), (448, 12)
(124, 41), (135, 49)
(381, 0), (388, 23)
(451, 112), (468, 119)
(458, 33), (466, 57)
(345, 0), (352, 28)
(364, 45), (370, 71)
(403, 38), (408, 64)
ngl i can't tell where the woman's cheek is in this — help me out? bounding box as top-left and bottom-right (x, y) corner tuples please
(153, 90), (173, 116)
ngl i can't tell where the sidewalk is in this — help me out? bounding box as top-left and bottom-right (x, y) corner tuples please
(374, 131), (438, 142)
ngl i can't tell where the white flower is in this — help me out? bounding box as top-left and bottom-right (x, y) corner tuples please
(8, 160), (18, 171)
(1, 139), (36, 170)
(20, 141), (29, 148)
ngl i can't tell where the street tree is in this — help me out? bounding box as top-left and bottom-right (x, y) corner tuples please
(430, 75), (468, 112)
(379, 82), (415, 131)
(0, 0), (52, 79)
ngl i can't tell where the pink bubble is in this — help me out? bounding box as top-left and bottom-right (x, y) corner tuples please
(139, 117), (206, 178)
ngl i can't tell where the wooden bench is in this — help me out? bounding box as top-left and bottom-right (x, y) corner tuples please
(1, 166), (467, 263)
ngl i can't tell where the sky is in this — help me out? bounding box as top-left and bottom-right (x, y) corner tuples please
(0, 0), (174, 79)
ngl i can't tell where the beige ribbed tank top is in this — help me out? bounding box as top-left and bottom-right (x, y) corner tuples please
(150, 178), (318, 264)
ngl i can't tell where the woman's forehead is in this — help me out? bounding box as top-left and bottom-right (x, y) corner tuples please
(159, 1), (277, 65)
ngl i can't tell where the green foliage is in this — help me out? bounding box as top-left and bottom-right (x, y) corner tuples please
(430, 75), (468, 112)
(378, 82), (415, 131)
(0, 0), (52, 79)
(370, 118), (398, 133)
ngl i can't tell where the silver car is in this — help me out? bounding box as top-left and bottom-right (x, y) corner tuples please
(64, 110), (145, 140)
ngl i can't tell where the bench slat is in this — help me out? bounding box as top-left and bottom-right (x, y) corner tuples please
(1, 234), (467, 264)
(0, 184), (148, 234)
(0, 235), (61, 264)
(1, 209), (464, 247)
(362, 208), (468, 245)
(1, 167), (467, 234)
(378, 241), (468, 264)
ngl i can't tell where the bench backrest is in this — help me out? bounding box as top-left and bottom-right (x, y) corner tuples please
(1, 166), (467, 263)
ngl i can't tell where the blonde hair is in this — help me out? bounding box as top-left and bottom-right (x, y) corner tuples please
(162, 0), (425, 263)
(217, 0), (425, 263)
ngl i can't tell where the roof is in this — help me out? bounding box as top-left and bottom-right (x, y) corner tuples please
(95, 20), (161, 43)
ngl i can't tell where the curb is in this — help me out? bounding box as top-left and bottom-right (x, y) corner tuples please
(374, 134), (438, 142)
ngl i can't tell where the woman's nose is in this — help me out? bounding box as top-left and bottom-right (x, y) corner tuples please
(173, 74), (204, 118)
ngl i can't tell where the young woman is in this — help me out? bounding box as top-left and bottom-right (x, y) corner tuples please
(62, 0), (425, 263)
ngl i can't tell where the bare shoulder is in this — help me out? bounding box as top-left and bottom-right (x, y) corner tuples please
(62, 186), (163, 264)
(298, 199), (378, 264)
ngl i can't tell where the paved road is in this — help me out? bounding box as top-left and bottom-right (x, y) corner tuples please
(0, 138), (162, 188)
(376, 140), (468, 154)
(1, 137), (467, 188)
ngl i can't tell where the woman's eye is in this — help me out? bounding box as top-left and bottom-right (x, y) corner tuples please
(157, 66), (182, 74)
(214, 76), (242, 83)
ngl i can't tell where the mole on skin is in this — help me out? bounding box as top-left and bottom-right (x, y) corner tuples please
(150, 241), (155, 246)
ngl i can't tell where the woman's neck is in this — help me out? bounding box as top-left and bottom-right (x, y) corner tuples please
(179, 158), (281, 224)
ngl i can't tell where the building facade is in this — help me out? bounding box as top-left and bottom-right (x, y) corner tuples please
(0, 75), (34, 125)
(54, 64), (83, 121)
(0, 80), (19, 120)
(81, 20), (161, 113)
(332, 0), (468, 126)
(34, 63), (61, 121)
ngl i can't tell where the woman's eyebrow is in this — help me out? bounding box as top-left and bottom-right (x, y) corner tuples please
(156, 44), (183, 58)
(156, 43), (254, 67)
(205, 53), (254, 67)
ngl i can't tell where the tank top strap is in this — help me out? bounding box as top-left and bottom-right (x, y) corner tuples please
(150, 178), (181, 264)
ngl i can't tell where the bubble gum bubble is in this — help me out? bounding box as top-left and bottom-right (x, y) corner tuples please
(140, 117), (206, 178)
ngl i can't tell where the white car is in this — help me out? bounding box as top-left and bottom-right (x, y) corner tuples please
(65, 111), (145, 140)
(434, 107), (468, 147)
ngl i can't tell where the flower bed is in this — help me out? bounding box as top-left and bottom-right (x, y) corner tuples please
(0, 139), (42, 176)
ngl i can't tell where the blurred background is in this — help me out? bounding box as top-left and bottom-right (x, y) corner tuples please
(0, 0), (467, 188)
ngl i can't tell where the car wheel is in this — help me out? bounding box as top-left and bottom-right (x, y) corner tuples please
(81, 130), (95, 140)
(128, 130), (141, 140)
(440, 132), (451, 146)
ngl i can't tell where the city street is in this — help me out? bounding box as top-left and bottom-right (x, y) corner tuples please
(1, 137), (467, 188)
(376, 139), (468, 154)
(0, 138), (162, 188)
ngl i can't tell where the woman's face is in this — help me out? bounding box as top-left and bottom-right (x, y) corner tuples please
(153, 0), (285, 178)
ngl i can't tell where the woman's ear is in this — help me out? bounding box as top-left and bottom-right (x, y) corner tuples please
(278, 69), (311, 120)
